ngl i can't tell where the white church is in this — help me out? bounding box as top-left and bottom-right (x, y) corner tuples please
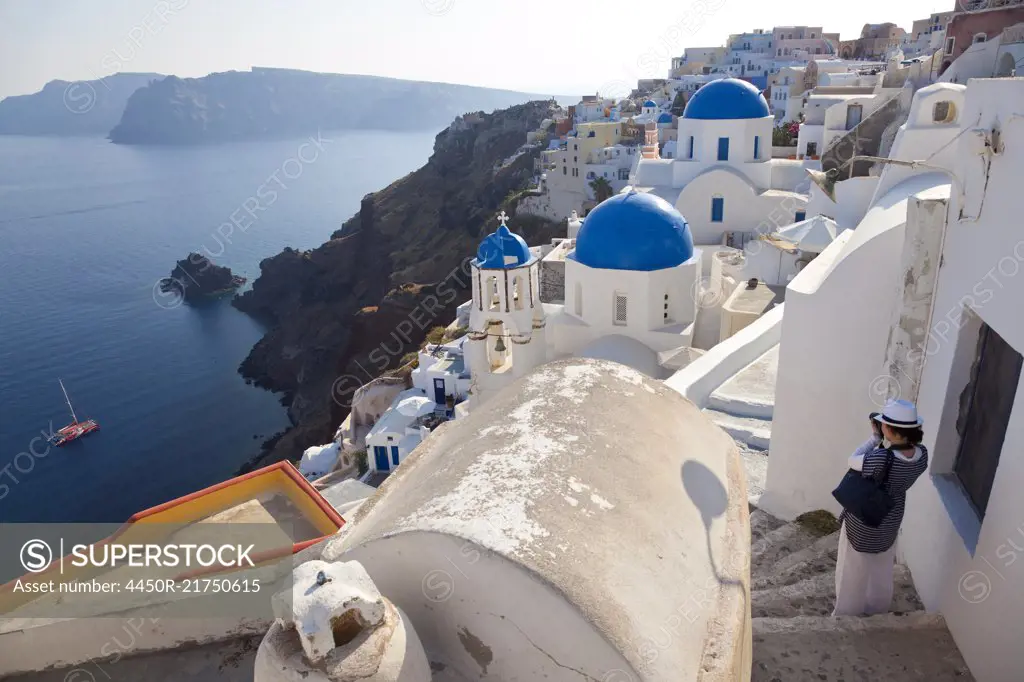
(630, 78), (810, 245)
(465, 195), (702, 404)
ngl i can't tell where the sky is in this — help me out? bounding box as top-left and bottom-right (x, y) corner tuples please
(0, 0), (952, 100)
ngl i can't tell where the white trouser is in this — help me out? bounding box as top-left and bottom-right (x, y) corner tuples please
(833, 523), (895, 616)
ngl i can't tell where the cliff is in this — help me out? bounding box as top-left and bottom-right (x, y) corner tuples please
(0, 73), (163, 136)
(233, 100), (563, 469)
(109, 68), (552, 145)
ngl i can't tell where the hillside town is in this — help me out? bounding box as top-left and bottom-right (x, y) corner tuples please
(4, 2), (1024, 680)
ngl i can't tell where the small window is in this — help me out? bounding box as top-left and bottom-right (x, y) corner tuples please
(563, 167), (567, 175)
(688, 136), (695, 159)
(717, 137), (730, 161)
(933, 100), (956, 123)
(795, 210), (806, 222)
(753, 135), (760, 160)
(954, 321), (1022, 518)
(972, 33), (986, 45)
(945, 36), (955, 54)
(613, 292), (628, 326)
(711, 197), (724, 223)
(663, 293), (671, 323)
(806, 142), (818, 157)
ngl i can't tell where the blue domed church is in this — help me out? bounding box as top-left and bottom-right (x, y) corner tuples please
(466, 198), (702, 402)
(630, 78), (808, 246)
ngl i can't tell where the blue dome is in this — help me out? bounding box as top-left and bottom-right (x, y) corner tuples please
(643, 99), (657, 108)
(683, 78), (770, 120)
(657, 112), (673, 124)
(476, 224), (531, 269)
(572, 191), (694, 271)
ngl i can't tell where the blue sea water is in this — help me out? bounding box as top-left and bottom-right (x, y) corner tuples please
(0, 131), (437, 523)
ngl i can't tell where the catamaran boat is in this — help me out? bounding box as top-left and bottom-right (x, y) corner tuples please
(48, 379), (100, 446)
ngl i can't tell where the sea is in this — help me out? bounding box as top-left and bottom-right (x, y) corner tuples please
(0, 130), (438, 524)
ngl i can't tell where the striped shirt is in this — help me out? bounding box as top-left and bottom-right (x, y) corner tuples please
(841, 444), (929, 554)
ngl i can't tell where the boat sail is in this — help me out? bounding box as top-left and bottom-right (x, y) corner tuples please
(48, 379), (100, 446)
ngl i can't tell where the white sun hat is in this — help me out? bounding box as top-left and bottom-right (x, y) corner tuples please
(873, 399), (923, 428)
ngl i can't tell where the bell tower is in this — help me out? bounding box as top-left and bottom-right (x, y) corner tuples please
(465, 212), (547, 406)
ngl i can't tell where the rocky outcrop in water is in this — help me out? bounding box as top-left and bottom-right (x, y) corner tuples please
(163, 253), (245, 301)
(109, 68), (552, 145)
(233, 100), (564, 470)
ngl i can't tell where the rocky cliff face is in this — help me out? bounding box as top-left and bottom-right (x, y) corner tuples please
(233, 100), (564, 469)
(0, 73), (163, 136)
(108, 68), (552, 144)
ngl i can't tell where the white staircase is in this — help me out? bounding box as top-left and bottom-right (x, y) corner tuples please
(749, 508), (975, 681)
(702, 344), (779, 504)
(700, 337), (973, 678)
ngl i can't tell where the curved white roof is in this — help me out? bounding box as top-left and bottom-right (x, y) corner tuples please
(578, 334), (664, 378)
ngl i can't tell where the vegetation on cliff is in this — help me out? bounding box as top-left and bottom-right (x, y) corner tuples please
(108, 68), (550, 145)
(233, 100), (564, 470)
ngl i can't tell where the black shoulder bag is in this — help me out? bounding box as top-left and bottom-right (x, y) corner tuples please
(831, 447), (896, 527)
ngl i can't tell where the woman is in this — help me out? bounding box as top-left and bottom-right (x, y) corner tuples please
(834, 399), (929, 616)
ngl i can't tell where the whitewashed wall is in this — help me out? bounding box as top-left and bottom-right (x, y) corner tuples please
(900, 78), (1024, 682)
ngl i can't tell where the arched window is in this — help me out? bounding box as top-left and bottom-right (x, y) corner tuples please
(512, 275), (524, 310)
(487, 276), (499, 312)
(997, 52), (1016, 78)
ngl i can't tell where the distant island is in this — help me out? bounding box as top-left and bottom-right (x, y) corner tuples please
(0, 73), (164, 136)
(108, 68), (554, 145)
(162, 253), (246, 301)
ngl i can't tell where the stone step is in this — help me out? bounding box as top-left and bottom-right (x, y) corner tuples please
(752, 532), (839, 590)
(706, 392), (774, 419)
(751, 522), (822, 575)
(749, 508), (787, 540)
(706, 345), (779, 420)
(702, 408), (772, 449)
(752, 564), (924, 618)
(738, 443), (769, 506)
(752, 612), (975, 681)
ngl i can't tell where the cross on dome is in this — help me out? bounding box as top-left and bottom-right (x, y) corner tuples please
(497, 210), (509, 227)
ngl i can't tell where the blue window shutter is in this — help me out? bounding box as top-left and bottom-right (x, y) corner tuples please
(718, 137), (730, 161)
(795, 211), (806, 222)
(711, 198), (724, 223)
(754, 135), (760, 159)
(688, 136), (695, 159)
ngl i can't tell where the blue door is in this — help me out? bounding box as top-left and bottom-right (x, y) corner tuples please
(433, 378), (446, 405)
(391, 446), (401, 467)
(373, 446), (389, 471)
(711, 197), (725, 223)
(717, 137), (730, 161)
